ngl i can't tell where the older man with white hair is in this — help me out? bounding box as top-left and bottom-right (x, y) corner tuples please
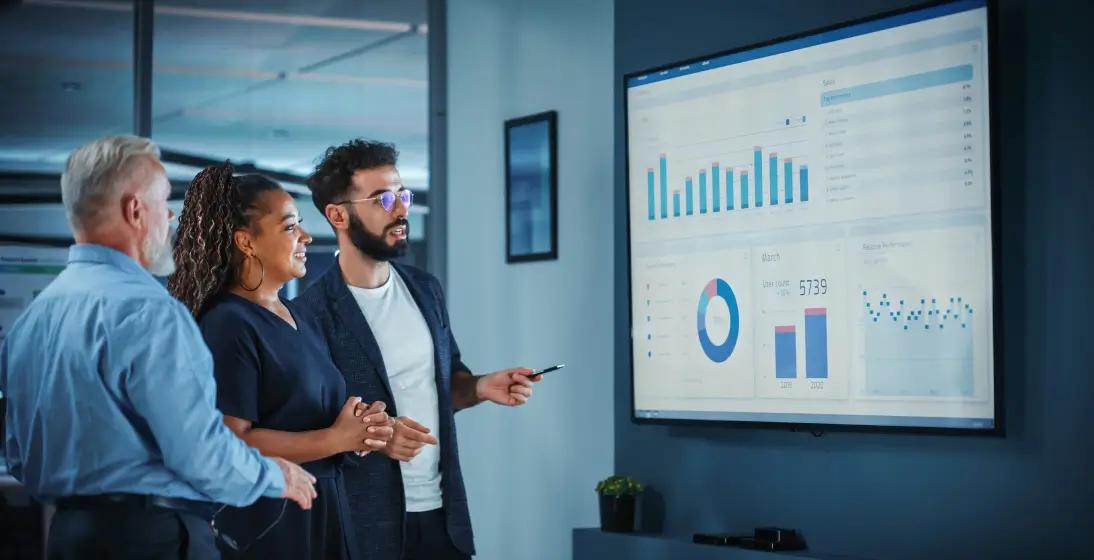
(0, 135), (317, 559)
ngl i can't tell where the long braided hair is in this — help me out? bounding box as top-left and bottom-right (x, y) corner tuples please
(168, 163), (281, 317)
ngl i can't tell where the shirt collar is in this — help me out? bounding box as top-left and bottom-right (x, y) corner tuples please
(68, 243), (159, 283)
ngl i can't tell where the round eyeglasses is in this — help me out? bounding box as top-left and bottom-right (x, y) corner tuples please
(337, 189), (413, 213)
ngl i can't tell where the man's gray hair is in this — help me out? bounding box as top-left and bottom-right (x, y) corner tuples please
(60, 135), (162, 232)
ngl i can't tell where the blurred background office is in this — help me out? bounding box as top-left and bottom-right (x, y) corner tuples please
(0, 0), (434, 281)
(0, 1), (612, 558)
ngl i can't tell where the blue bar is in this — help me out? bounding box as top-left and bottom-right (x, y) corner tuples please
(711, 164), (720, 213)
(775, 327), (797, 379)
(698, 171), (707, 214)
(753, 148), (763, 207)
(725, 169), (734, 210)
(769, 153), (779, 206)
(659, 154), (668, 219)
(821, 64), (974, 107)
(784, 160), (794, 203)
(647, 169), (655, 220)
(741, 172), (749, 208)
(673, 192), (680, 217)
(805, 308), (828, 379)
(685, 178), (694, 215)
(626, 1), (986, 87)
(800, 166), (809, 202)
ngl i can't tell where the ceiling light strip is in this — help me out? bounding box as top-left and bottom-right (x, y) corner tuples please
(24, 0), (420, 33)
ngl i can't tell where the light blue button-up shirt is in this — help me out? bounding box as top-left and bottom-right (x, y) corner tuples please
(0, 244), (284, 505)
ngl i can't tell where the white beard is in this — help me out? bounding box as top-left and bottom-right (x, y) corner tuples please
(143, 229), (176, 277)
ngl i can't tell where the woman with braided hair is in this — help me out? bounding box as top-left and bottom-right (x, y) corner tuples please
(168, 164), (393, 559)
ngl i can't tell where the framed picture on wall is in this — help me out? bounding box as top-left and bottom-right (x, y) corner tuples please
(505, 110), (558, 263)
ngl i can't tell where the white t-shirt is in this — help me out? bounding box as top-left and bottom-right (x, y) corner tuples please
(347, 268), (443, 513)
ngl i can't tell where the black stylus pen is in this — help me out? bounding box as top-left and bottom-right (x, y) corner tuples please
(529, 364), (565, 375)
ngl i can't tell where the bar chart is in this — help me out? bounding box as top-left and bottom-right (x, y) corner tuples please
(774, 326), (797, 379)
(772, 307), (829, 380)
(643, 150), (809, 221)
(805, 308), (829, 379)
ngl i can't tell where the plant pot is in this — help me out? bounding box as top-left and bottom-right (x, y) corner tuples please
(598, 493), (636, 533)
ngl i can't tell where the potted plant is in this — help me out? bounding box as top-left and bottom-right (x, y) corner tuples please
(595, 475), (643, 532)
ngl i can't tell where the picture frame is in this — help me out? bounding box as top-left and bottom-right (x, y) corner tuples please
(505, 110), (558, 263)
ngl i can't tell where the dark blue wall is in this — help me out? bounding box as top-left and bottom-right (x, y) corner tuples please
(612, 1), (1094, 558)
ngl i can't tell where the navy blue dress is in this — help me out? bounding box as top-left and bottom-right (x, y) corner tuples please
(199, 293), (359, 560)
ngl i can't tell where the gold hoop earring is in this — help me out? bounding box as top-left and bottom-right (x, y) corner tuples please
(239, 255), (264, 291)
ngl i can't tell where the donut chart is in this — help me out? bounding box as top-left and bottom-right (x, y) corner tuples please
(696, 278), (740, 363)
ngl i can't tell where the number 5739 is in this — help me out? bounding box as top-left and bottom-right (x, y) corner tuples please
(799, 278), (828, 296)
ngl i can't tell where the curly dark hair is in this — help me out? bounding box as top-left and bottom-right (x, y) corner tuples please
(167, 163), (282, 317)
(307, 139), (398, 215)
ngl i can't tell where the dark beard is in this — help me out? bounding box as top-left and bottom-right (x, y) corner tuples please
(347, 212), (408, 262)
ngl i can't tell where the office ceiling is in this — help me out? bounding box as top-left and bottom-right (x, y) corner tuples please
(0, 0), (431, 188)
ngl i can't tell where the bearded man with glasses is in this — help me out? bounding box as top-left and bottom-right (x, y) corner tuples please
(292, 139), (541, 560)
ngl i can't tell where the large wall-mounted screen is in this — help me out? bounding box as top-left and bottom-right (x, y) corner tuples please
(626, 0), (999, 431)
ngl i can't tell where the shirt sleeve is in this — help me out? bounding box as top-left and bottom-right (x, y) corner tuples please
(199, 308), (261, 422)
(121, 299), (284, 506)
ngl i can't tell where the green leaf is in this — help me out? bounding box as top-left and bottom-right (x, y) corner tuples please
(595, 474), (643, 496)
